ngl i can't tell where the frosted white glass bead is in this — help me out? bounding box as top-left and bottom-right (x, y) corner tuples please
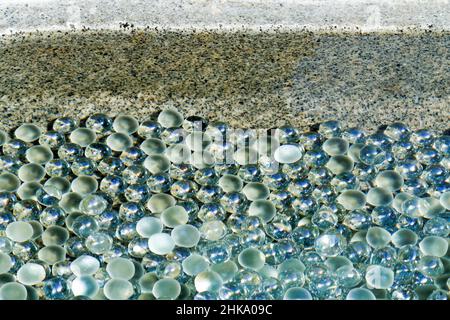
(17, 263), (46, 285)
(346, 288), (376, 300)
(0, 252), (12, 273)
(365, 265), (394, 289)
(26, 145), (54, 164)
(171, 224), (200, 248)
(106, 257), (135, 280)
(0, 172), (20, 192)
(71, 275), (99, 298)
(106, 132), (132, 152)
(375, 170), (404, 192)
(148, 233), (175, 255)
(70, 255), (100, 276)
(147, 193), (176, 213)
(71, 176), (98, 195)
(161, 205), (189, 227)
(157, 109), (184, 128)
(248, 199), (276, 222)
(69, 128), (97, 147)
(182, 254), (209, 276)
(194, 271), (223, 292)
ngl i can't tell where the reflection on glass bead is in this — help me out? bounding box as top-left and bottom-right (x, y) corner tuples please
(43, 277), (70, 300)
(85, 232), (113, 254)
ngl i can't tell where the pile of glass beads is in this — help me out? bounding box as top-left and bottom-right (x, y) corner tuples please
(0, 109), (448, 300)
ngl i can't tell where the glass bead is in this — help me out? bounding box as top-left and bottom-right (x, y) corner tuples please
(440, 191), (450, 210)
(25, 145), (54, 165)
(366, 187), (393, 206)
(85, 113), (113, 134)
(0, 252), (13, 273)
(0, 282), (28, 300)
(247, 200), (276, 223)
(343, 209), (372, 231)
(365, 265), (394, 289)
(433, 135), (450, 156)
(85, 232), (113, 254)
(346, 288), (376, 300)
(85, 143), (112, 161)
(38, 245), (66, 265)
(42, 225), (69, 246)
(71, 157), (96, 176)
(71, 275), (99, 298)
(120, 147), (146, 166)
(199, 220), (227, 241)
(157, 109), (184, 129)
(0, 172), (20, 192)
(160, 205), (188, 228)
(136, 217), (163, 238)
(104, 278), (134, 300)
(17, 262), (46, 285)
(148, 233), (175, 255)
(147, 193), (176, 213)
(45, 159), (70, 177)
(273, 144), (303, 164)
(106, 257), (135, 280)
(0, 155), (22, 174)
(181, 253), (209, 276)
(423, 217), (449, 237)
(5, 221), (34, 243)
(198, 202), (226, 221)
(70, 255), (100, 276)
(319, 120), (341, 138)
(194, 271), (223, 293)
(322, 138), (348, 156)
(53, 117), (78, 134)
(366, 227), (391, 249)
(312, 206), (338, 230)
(272, 126), (298, 145)
(418, 196), (445, 218)
(14, 124), (42, 143)
(419, 236), (448, 257)
(58, 143), (84, 162)
(417, 256), (444, 277)
(335, 265), (361, 288)
(69, 128), (97, 148)
(391, 229), (418, 248)
(98, 157), (125, 176)
(359, 144), (386, 165)
(314, 229), (346, 257)
(326, 155), (354, 175)
(337, 190), (366, 210)
(79, 194), (108, 216)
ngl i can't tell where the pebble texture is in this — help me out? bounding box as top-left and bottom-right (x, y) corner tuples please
(0, 28), (448, 132)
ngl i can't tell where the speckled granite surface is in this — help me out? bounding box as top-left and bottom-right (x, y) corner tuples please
(0, 29), (448, 132)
